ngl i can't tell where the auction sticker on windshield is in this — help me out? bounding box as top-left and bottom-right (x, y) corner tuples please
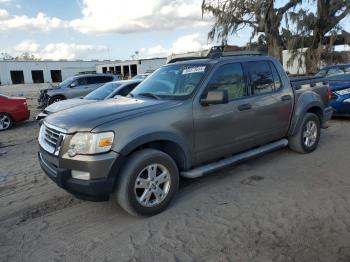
(182, 66), (206, 75)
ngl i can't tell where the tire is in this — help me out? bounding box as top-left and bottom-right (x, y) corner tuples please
(288, 113), (321, 154)
(48, 96), (65, 105)
(115, 149), (179, 217)
(0, 113), (13, 131)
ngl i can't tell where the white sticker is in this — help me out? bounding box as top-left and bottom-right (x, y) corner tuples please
(182, 66), (206, 75)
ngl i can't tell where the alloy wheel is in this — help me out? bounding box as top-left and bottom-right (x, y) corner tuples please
(134, 163), (171, 207)
(0, 115), (11, 130)
(303, 120), (318, 148)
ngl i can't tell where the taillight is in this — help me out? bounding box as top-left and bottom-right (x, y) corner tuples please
(327, 88), (332, 101)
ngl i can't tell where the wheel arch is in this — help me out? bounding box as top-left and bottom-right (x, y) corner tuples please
(118, 132), (192, 172)
(289, 91), (324, 136)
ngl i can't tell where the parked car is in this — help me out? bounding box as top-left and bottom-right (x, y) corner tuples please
(38, 50), (332, 216)
(37, 74), (120, 107)
(36, 80), (142, 120)
(0, 94), (30, 131)
(316, 64), (350, 116)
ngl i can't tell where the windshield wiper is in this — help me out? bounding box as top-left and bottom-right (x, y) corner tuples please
(138, 92), (161, 100)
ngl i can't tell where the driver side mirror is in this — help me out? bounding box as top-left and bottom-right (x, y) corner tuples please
(69, 82), (77, 88)
(200, 90), (228, 106)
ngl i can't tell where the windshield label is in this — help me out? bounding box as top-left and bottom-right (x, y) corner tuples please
(182, 66), (206, 75)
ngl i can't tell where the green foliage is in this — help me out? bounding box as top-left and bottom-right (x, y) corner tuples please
(202, 0), (350, 73)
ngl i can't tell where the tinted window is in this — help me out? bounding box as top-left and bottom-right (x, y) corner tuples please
(72, 77), (87, 86)
(207, 63), (247, 100)
(246, 61), (274, 95)
(86, 76), (99, 84)
(92, 76), (114, 83)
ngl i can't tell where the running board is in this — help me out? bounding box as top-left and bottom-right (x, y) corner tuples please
(181, 139), (288, 178)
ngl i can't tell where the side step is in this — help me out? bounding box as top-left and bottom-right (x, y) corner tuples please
(181, 139), (288, 178)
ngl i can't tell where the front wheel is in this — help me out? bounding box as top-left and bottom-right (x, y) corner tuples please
(48, 96), (65, 105)
(115, 149), (179, 216)
(288, 113), (321, 153)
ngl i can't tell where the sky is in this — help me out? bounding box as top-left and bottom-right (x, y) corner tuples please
(0, 0), (349, 61)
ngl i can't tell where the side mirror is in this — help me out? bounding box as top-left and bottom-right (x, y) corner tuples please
(200, 90), (228, 105)
(69, 82), (77, 88)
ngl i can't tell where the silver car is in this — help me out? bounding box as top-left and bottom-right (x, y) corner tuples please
(36, 79), (141, 120)
(38, 74), (120, 107)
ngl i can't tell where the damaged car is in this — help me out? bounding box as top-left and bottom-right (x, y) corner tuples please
(38, 74), (120, 108)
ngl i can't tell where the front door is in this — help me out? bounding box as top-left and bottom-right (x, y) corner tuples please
(193, 62), (257, 165)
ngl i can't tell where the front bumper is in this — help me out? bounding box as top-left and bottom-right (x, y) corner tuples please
(38, 147), (122, 200)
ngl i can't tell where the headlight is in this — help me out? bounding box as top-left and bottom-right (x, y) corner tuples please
(68, 132), (114, 157)
(336, 88), (350, 96)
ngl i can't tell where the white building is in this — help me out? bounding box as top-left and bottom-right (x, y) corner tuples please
(96, 58), (166, 78)
(0, 60), (103, 85)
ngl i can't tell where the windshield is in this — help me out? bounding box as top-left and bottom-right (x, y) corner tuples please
(84, 82), (122, 100)
(315, 70), (326, 77)
(132, 74), (147, 80)
(58, 77), (75, 87)
(130, 64), (207, 99)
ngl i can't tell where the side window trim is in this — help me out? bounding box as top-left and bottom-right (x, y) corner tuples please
(268, 61), (283, 91)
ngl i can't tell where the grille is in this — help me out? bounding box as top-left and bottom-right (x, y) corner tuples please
(39, 123), (66, 155)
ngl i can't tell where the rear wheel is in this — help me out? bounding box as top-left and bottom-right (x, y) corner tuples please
(48, 96), (65, 105)
(0, 113), (12, 131)
(288, 113), (321, 153)
(115, 149), (179, 216)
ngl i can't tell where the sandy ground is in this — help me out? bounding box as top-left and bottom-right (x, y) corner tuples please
(1, 85), (350, 261)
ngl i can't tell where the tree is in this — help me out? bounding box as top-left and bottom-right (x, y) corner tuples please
(15, 52), (40, 61)
(201, 0), (302, 61)
(287, 0), (350, 73)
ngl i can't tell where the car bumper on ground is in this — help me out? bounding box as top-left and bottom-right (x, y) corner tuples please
(38, 147), (121, 200)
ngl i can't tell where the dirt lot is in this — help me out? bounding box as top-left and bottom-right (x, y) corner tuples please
(1, 85), (350, 262)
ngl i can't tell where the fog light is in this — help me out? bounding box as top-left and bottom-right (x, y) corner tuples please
(71, 170), (90, 180)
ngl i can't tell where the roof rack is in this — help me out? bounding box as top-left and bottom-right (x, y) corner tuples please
(167, 46), (266, 64)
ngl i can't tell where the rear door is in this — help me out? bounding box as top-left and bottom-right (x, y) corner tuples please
(193, 62), (258, 164)
(243, 61), (294, 145)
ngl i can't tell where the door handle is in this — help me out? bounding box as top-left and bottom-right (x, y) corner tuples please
(281, 95), (292, 101)
(238, 103), (252, 111)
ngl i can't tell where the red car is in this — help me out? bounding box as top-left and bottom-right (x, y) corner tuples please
(0, 94), (30, 131)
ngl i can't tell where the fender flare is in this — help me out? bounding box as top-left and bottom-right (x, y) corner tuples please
(289, 91), (324, 136)
(118, 131), (192, 170)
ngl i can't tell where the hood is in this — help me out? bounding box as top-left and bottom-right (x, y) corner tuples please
(40, 86), (61, 93)
(45, 98), (96, 114)
(329, 81), (350, 91)
(45, 96), (181, 133)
